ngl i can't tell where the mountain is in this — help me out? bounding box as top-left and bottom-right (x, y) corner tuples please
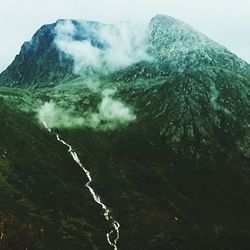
(0, 15), (250, 250)
(1, 15), (250, 86)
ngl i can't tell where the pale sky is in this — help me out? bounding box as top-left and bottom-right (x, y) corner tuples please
(0, 0), (250, 72)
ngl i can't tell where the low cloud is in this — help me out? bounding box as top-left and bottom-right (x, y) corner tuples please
(88, 89), (136, 129)
(38, 101), (85, 128)
(38, 88), (136, 130)
(54, 19), (151, 75)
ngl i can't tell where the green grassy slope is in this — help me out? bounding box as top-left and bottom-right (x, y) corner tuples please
(0, 95), (111, 250)
(1, 79), (249, 249)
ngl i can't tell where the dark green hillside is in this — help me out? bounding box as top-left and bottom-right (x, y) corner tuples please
(0, 97), (112, 250)
(62, 127), (250, 250)
(0, 75), (250, 249)
(54, 80), (250, 250)
(1, 62), (250, 249)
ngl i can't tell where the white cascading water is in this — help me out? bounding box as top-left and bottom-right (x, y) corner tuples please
(43, 121), (120, 250)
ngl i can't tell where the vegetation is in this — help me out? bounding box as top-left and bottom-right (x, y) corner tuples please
(0, 75), (249, 249)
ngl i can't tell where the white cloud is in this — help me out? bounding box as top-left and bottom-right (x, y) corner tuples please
(37, 100), (85, 128)
(88, 89), (136, 129)
(55, 20), (151, 74)
(37, 88), (136, 130)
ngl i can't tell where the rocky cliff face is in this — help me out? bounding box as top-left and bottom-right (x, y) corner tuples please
(0, 19), (108, 86)
(0, 22), (72, 86)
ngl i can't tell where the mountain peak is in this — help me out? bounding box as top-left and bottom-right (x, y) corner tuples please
(151, 14), (178, 25)
(150, 14), (218, 50)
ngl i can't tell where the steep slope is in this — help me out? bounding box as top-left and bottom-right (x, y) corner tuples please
(0, 96), (114, 250)
(0, 20), (108, 87)
(2, 78), (250, 249)
(149, 15), (250, 75)
(115, 15), (250, 82)
(0, 22), (72, 86)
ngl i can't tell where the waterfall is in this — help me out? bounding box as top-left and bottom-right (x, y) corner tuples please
(43, 121), (120, 249)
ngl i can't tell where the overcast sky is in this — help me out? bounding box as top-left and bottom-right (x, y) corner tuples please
(0, 0), (250, 72)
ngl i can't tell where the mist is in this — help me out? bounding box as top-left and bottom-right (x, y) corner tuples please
(37, 88), (136, 130)
(38, 101), (84, 128)
(54, 19), (151, 75)
(88, 89), (136, 129)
